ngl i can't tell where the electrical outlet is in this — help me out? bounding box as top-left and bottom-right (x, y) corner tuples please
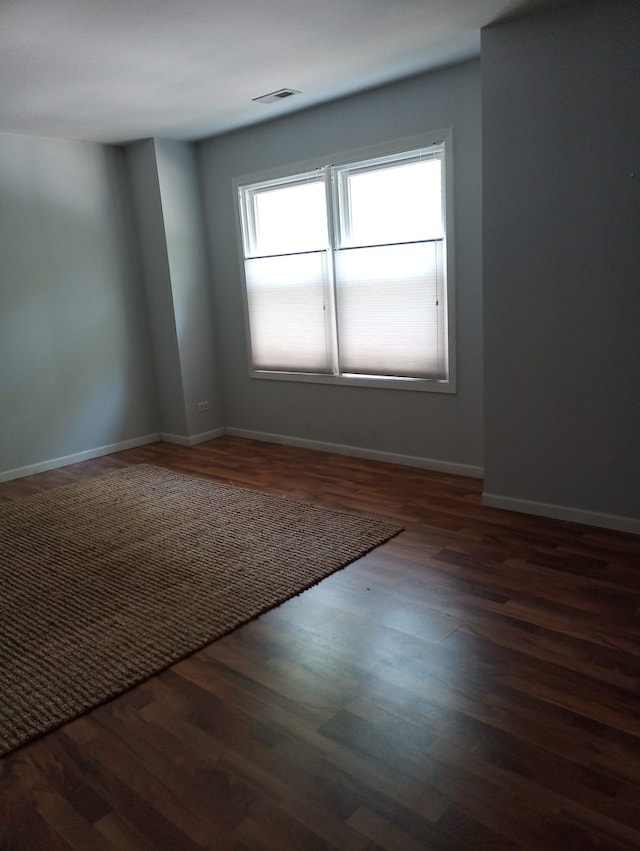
(197, 400), (210, 412)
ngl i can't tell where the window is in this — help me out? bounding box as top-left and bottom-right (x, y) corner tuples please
(236, 135), (453, 391)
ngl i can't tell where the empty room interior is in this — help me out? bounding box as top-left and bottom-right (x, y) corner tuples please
(1, 0), (639, 848)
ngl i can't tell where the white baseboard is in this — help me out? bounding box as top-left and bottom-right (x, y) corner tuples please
(0, 433), (161, 484)
(5, 427), (636, 535)
(159, 428), (225, 447)
(223, 427), (484, 478)
(482, 492), (640, 536)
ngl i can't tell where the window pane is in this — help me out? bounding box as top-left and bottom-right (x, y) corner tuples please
(245, 252), (332, 373)
(339, 157), (442, 247)
(251, 179), (327, 256)
(335, 241), (446, 379)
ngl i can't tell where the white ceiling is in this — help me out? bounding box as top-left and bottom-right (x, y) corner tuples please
(0, 0), (564, 144)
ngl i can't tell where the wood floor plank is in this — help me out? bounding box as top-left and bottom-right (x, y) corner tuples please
(1, 436), (639, 849)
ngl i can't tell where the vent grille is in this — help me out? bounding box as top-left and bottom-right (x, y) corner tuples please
(252, 88), (301, 105)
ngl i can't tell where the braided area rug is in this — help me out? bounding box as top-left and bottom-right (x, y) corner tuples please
(0, 464), (402, 756)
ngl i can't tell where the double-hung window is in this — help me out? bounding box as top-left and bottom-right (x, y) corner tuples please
(236, 134), (453, 391)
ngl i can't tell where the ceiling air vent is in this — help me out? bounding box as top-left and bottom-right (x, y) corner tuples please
(252, 88), (301, 105)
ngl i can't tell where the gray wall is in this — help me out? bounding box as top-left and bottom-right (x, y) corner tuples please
(0, 133), (158, 476)
(155, 139), (222, 435)
(482, 0), (640, 524)
(126, 139), (188, 437)
(125, 139), (222, 440)
(199, 60), (483, 472)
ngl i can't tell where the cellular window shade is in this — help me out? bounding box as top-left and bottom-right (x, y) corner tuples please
(335, 241), (446, 379)
(245, 251), (332, 373)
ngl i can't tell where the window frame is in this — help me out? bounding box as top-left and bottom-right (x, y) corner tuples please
(232, 130), (456, 394)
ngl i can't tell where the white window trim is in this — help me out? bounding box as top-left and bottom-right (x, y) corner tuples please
(232, 130), (456, 394)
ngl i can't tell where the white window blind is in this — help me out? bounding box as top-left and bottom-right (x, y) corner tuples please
(237, 141), (450, 386)
(245, 252), (332, 373)
(335, 241), (445, 379)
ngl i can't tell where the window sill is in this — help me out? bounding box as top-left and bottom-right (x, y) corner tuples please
(249, 369), (456, 394)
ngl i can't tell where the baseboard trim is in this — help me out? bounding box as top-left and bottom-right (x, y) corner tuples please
(223, 427), (484, 478)
(159, 428), (225, 447)
(0, 433), (161, 484)
(482, 492), (640, 536)
(5, 430), (635, 534)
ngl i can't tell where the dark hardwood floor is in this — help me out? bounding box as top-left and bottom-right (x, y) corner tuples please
(1, 436), (639, 850)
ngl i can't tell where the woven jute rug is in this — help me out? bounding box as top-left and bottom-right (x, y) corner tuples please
(0, 464), (402, 756)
